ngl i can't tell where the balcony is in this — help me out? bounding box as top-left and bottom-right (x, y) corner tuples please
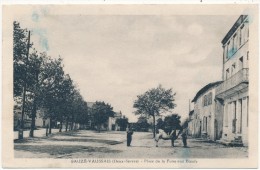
(216, 68), (249, 99)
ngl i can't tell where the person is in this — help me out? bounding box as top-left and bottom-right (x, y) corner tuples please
(181, 128), (188, 147)
(171, 130), (177, 147)
(126, 125), (134, 147)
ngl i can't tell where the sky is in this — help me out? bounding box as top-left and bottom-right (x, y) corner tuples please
(16, 7), (240, 122)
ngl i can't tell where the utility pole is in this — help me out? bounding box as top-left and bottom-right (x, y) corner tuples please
(19, 31), (30, 140)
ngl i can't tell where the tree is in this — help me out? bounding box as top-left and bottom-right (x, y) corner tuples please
(13, 21), (32, 97)
(91, 101), (114, 132)
(13, 21), (33, 139)
(75, 101), (89, 130)
(116, 116), (128, 131)
(156, 118), (165, 133)
(27, 51), (43, 137)
(164, 114), (182, 134)
(13, 21), (90, 138)
(133, 85), (176, 138)
(42, 72), (74, 133)
(69, 89), (89, 130)
(135, 116), (150, 132)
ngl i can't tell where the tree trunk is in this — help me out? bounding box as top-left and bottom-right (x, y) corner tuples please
(153, 115), (156, 138)
(65, 119), (68, 132)
(98, 124), (101, 133)
(70, 122), (73, 131)
(29, 99), (37, 137)
(49, 118), (52, 134)
(46, 125), (49, 136)
(73, 122), (77, 130)
(59, 121), (62, 132)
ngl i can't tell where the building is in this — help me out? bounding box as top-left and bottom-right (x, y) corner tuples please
(14, 109), (50, 130)
(87, 102), (126, 131)
(108, 111), (123, 131)
(215, 15), (249, 146)
(14, 97), (49, 130)
(191, 81), (223, 141)
(187, 110), (196, 136)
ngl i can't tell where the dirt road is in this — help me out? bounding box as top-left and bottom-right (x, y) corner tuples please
(14, 130), (248, 158)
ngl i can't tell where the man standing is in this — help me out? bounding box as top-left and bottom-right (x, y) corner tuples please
(181, 128), (188, 147)
(126, 125), (133, 147)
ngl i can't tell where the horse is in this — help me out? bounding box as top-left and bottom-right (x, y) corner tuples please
(155, 129), (181, 147)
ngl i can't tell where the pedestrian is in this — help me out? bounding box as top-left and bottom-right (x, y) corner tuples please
(171, 130), (177, 147)
(181, 128), (188, 147)
(126, 125), (134, 147)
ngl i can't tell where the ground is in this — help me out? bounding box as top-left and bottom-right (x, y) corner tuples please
(14, 129), (248, 158)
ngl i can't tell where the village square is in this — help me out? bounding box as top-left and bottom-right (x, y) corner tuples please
(13, 12), (249, 159)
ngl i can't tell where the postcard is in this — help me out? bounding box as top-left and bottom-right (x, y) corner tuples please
(2, 4), (259, 168)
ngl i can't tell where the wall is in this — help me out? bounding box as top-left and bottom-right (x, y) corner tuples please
(193, 87), (222, 141)
(223, 18), (249, 81)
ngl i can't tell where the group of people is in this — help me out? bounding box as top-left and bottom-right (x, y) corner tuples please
(126, 124), (188, 147)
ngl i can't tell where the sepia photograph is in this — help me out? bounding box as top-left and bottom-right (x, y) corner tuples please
(2, 4), (259, 168)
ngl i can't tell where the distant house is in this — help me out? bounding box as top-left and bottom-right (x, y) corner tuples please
(191, 81), (223, 141)
(87, 102), (126, 131)
(14, 107), (50, 130)
(108, 111), (123, 131)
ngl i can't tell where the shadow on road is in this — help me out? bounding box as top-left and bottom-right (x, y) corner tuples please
(15, 145), (121, 156)
(49, 138), (123, 145)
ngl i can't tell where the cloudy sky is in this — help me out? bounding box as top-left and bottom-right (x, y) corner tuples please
(17, 7), (239, 122)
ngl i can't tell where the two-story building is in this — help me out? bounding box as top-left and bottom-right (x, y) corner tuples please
(216, 15), (249, 146)
(191, 81), (223, 141)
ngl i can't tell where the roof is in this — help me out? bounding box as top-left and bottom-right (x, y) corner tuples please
(222, 15), (248, 45)
(192, 81), (223, 102)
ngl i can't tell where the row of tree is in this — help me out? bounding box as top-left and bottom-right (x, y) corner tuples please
(14, 21), (116, 138)
(14, 21), (185, 139)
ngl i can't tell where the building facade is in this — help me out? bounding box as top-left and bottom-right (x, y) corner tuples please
(190, 81), (223, 141)
(14, 110), (50, 130)
(216, 15), (249, 146)
(108, 111), (123, 131)
(187, 110), (198, 137)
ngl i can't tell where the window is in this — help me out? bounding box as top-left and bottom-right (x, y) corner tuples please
(241, 24), (245, 45)
(247, 51), (249, 60)
(233, 33), (237, 52)
(208, 92), (212, 105)
(223, 45), (226, 59)
(226, 68), (230, 80)
(203, 117), (205, 131)
(203, 117), (208, 133)
(204, 95), (207, 106)
(226, 41), (230, 59)
(239, 27), (242, 46)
